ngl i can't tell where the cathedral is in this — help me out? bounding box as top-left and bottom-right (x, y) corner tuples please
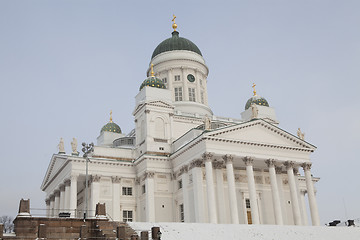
(41, 17), (320, 226)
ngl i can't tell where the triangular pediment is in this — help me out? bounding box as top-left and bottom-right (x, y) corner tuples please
(41, 155), (68, 190)
(207, 120), (315, 150)
(147, 100), (174, 109)
(133, 100), (174, 115)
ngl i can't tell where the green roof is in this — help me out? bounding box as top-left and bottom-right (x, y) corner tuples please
(151, 31), (202, 59)
(245, 95), (270, 110)
(139, 76), (166, 91)
(101, 122), (122, 134)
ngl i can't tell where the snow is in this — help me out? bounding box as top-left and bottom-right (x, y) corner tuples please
(128, 222), (360, 240)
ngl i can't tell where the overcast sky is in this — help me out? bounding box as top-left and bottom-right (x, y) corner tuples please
(0, 0), (359, 225)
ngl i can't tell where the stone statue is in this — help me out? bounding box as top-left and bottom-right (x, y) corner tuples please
(251, 103), (258, 118)
(71, 138), (78, 155)
(58, 138), (65, 153)
(297, 128), (305, 140)
(204, 115), (211, 130)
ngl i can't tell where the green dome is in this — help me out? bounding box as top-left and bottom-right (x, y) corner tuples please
(101, 122), (122, 134)
(139, 76), (166, 91)
(151, 31), (202, 59)
(245, 95), (270, 110)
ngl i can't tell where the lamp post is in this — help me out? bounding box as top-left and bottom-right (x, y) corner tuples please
(82, 142), (94, 220)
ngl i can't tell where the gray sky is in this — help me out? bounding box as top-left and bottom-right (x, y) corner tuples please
(0, 0), (359, 225)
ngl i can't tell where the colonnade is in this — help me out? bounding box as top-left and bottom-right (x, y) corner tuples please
(46, 175), (78, 218)
(177, 153), (320, 226)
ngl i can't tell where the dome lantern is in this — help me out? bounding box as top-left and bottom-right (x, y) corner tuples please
(100, 110), (122, 134)
(245, 84), (270, 110)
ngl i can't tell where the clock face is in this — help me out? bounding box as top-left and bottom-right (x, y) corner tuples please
(187, 74), (195, 82)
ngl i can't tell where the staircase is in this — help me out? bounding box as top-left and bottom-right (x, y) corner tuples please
(93, 220), (138, 239)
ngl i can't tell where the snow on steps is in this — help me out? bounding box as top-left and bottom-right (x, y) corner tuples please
(128, 222), (360, 240)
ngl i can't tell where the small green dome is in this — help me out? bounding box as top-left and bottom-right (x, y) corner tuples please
(101, 122), (122, 134)
(139, 76), (166, 91)
(245, 95), (270, 110)
(151, 31), (202, 59)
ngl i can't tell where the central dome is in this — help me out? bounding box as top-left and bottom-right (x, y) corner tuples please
(151, 31), (202, 59)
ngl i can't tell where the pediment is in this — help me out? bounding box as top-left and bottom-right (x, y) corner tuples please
(41, 155), (68, 190)
(207, 120), (315, 150)
(133, 100), (174, 115)
(147, 100), (174, 109)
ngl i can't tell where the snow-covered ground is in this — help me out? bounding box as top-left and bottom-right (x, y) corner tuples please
(128, 222), (360, 240)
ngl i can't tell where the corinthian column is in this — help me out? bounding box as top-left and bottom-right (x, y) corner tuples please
(112, 176), (121, 221)
(69, 175), (77, 217)
(243, 157), (260, 224)
(223, 154), (239, 224)
(180, 165), (190, 222)
(203, 152), (217, 223)
(90, 175), (101, 217)
(265, 159), (283, 225)
(302, 163), (320, 226)
(284, 161), (301, 225)
(54, 190), (60, 217)
(190, 159), (205, 222)
(213, 160), (226, 223)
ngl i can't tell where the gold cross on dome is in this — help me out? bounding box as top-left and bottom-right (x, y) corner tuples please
(172, 14), (177, 31)
(110, 110), (113, 123)
(150, 64), (155, 77)
(252, 83), (257, 96)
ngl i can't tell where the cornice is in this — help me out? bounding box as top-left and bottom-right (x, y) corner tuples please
(209, 120), (315, 149)
(203, 136), (314, 152)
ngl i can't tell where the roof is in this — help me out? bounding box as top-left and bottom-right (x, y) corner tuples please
(151, 31), (202, 59)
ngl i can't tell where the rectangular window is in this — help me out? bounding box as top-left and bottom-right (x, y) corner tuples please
(174, 75), (181, 81)
(123, 210), (133, 222)
(246, 198), (251, 209)
(179, 204), (184, 222)
(178, 180), (183, 189)
(122, 187), (132, 196)
(162, 77), (167, 83)
(188, 88), (196, 102)
(142, 184), (146, 194)
(201, 92), (204, 104)
(174, 87), (183, 101)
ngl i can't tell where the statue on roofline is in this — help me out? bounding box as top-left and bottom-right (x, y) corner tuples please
(297, 128), (305, 140)
(58, 138), (65, 154)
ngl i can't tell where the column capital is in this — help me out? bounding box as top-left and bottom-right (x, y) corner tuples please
(275, 166), (283, 174)
(179, 165), (189, 175)
(300, 189), (307, 195)
(111, 176), (121, 183)
(59, 184), (65, 191)
(50, 194), (55, 201)
(144, 171), (155, 179)
(301, 162), (312, 171)
(45, 199), (50, 205)
(265, 159), (277, 168)
(54, 190), (60, 197)
(70, 175), (78, 182)
(91, 175), (101, 183)
(64, 179), (71, 186)
(202, 152), (213, 162)
(213, 160), (224, 169)
(293, 167), (299, 175)
(190, 159), (204, 169)
(222, 154), (233, 164)
(284, 161), (295, 170)
(135, 177), (140, 185)
(243, 156), (254, 166)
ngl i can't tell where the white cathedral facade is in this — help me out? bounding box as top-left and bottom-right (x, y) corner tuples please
(41, 20), (321, 226)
